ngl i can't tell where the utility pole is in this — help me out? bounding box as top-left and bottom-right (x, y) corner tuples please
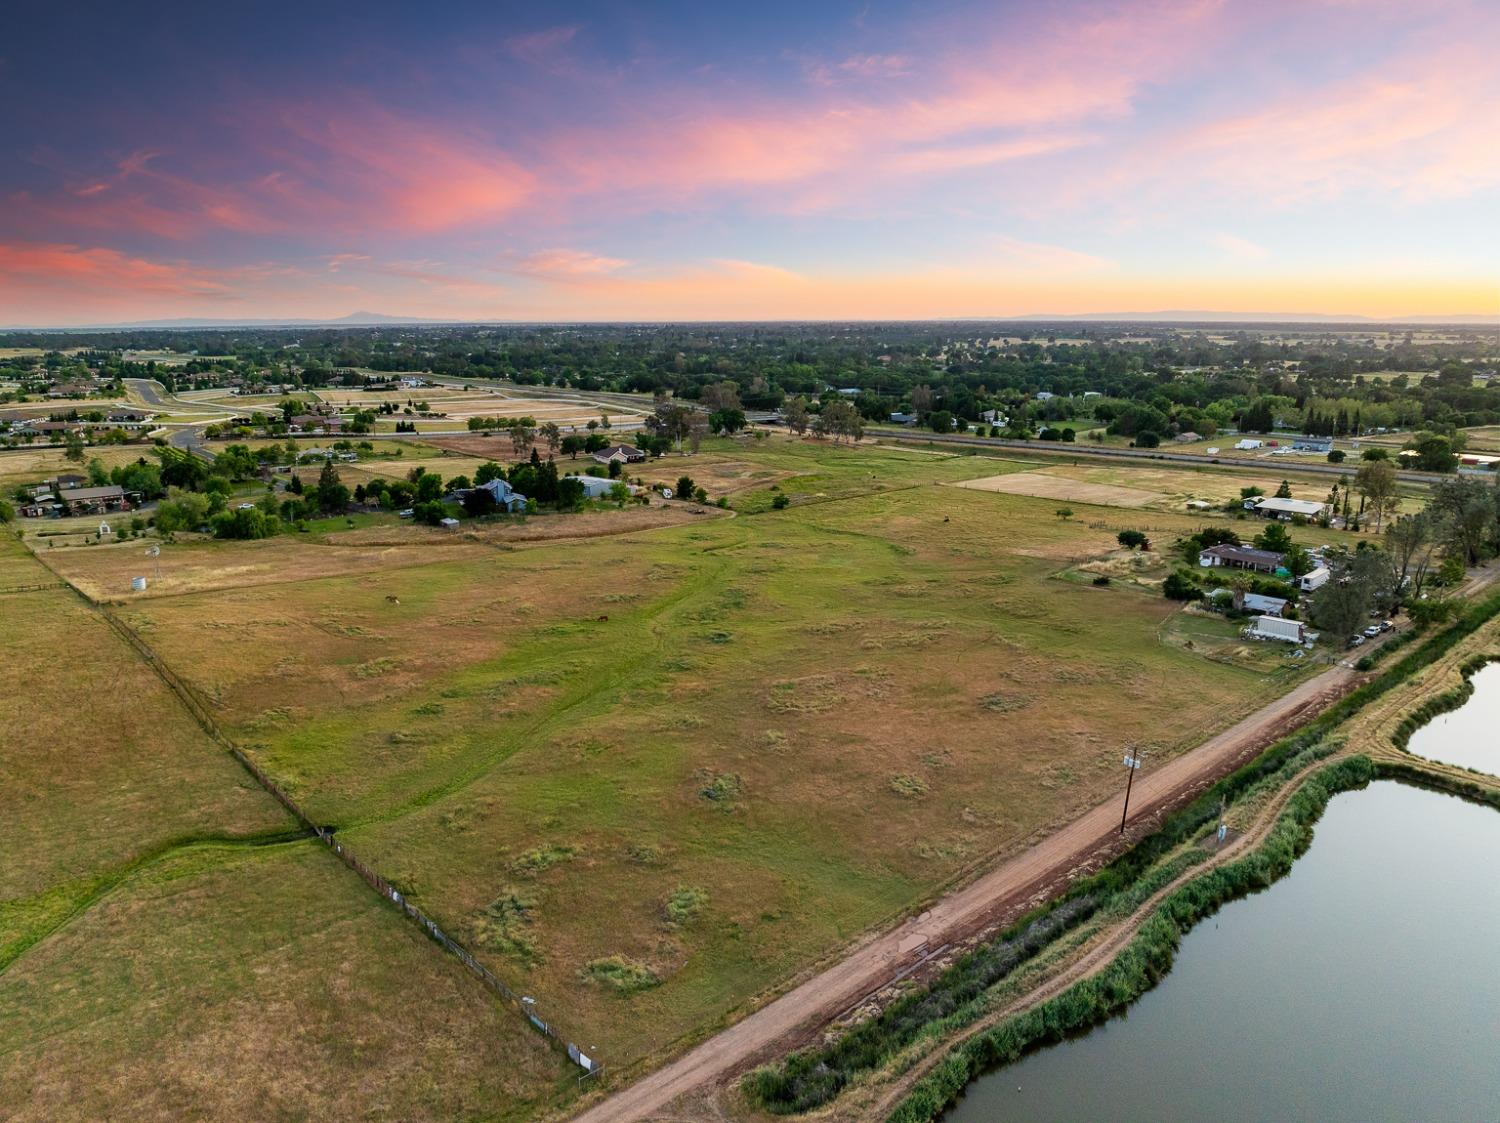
(1120, 750), (1143, 834)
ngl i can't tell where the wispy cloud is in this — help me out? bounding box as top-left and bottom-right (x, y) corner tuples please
(1208, 232), (1270, 260)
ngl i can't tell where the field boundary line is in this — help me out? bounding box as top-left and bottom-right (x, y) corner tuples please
(21, 540), (604, 1080)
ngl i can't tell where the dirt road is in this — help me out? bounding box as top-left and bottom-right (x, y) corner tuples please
(569, 662), (1361, 1123)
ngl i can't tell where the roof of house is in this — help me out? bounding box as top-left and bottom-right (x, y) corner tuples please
(1243, 592), (1289, 612)
(595, 444), (643, 458)
(1200, 543), (1285, 567)
(1253, 496), (1327, 516)
(58, 485), (125, 502)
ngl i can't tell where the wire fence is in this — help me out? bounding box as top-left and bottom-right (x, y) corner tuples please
(95, 601), (603, 1080)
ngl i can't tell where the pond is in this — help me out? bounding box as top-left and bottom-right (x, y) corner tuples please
(943, 782), (1500, 1122)
(1405, 660), (1500, 775)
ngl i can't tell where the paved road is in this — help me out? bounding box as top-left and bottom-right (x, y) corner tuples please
(869, 427), (1446, 486)
(568, 661), (1366, 1123)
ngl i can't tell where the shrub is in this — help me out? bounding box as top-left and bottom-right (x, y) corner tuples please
(664, 886), (709, 927)
(580, 956), (659, 993)
(1162, 570), (1201, 600)
(772, 493), (790, 510)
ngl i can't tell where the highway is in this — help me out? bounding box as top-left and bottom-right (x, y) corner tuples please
(866, 427), (1447, 487)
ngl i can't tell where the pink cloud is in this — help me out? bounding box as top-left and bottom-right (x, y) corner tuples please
(508, 248), (630, 280)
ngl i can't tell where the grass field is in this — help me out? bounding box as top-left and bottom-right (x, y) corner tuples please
(83, 437), (1313, 1077)
(0, 530), (571, 1118)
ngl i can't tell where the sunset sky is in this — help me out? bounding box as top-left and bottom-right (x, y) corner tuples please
(4, 0), (1498, 325)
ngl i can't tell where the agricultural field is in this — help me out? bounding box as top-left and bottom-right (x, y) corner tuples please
(0, 531), (572, 1119)
(89, 437), (1312, 1078)
(0, 445), (160, 492)
(949, 461), (1419, 525)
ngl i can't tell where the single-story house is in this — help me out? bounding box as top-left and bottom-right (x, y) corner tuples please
(1199, 544), (1285, 574)
(58, 484), (131, 515)
(980, 409), (1005, 423)
(889, 412), (917, 425)
(1292, 436), (1333, 453)
(475, 478), (528, 512)
(592, 444), (646, 465)
(1243, 592), (1289, 616)
(107, 409), (150, 423)
(566, 474), (622, 499)
(291, 414), (344, 433)
(1174, 431), (1202, 443)
(1246, 496), (1329, 520)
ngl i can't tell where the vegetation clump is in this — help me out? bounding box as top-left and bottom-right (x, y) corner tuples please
(580, 955), (659, 994)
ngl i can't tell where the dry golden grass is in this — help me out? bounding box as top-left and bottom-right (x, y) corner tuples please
(0, 842), (568, 1122)
(953, 471), (1165, 507)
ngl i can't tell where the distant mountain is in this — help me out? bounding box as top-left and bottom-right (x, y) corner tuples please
(1002, 310), (1498, 325)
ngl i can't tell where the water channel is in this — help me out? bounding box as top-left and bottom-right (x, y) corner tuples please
(944, 777), (1500, 1122)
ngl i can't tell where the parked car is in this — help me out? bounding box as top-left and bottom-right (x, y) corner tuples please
(1348, 635), (1366, 648)
(1363, 625), (1381, 638)
(398, 508), (414, 518)
(1380, 620), (1395, 632)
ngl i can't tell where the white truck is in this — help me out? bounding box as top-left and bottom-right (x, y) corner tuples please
(1249, 615), (1306, 644)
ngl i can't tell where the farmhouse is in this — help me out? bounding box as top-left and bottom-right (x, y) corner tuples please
(593, 444), (645, 465)
(57, 484), (131, 515)
(1246, 496), (1329, 520)
(475, 478), (529, 511)
(1199, 543), (1284, 574)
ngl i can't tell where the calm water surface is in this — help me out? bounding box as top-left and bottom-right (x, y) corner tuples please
(1405, 660), (1500, 775)
(944, 782), (1500, 1123)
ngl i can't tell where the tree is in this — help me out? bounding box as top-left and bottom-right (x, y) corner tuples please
(415, 472), (444, 503)
(540, 421), (562, 454)
(1385, 512), (1436, 600)
(561, 434), (585, 458)
(1055, 507), (1074, 521)
(783, 397), (810, 436)
(1407, 432), (1458, 473)
(1428, 475), (1496, 565)
(1309, 546), (1396, 639)
(1117, 529), (1149, 550)
(929, 410), (953, 434)
(701, 381), (742, 413)
(0, 499), (15, 523)
(1254, 522), (1294, 554)
(710, 408), (747, 434)
(475, 461), (504, 484)
(64, 430), (86, 463)
(211, 506), (278, 539)
(412, 500), (446, 526)
(462, 488), (498, 517)
(316, 461), (349, 514)
(1361, 447), (1389, 462)
(675, 475), (695, 497)
(1327, 449), (1346, 464)
(508, 419), (536, 458)
(1353, 459), (1399, 531)
(153, 489), (211, 535)
(1275, 479), (1293, 499)
(771, 493), (790, 510)
(1162, 570), (1201, 601)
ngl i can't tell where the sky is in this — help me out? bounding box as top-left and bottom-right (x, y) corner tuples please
(3, 0), (1499, 325)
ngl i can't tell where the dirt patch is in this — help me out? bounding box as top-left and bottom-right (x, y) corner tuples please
(952, 472), (1167, 508)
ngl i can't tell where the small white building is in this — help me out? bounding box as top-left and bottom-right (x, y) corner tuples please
(1250, 615), (1306, 643)
(1249, 496), (1329, 521)
(1297, 566), (1331, 593)
(1234, 438), (1264, 451)
(1035, 391), (1055, 401)
(566, 474), (624, 499)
